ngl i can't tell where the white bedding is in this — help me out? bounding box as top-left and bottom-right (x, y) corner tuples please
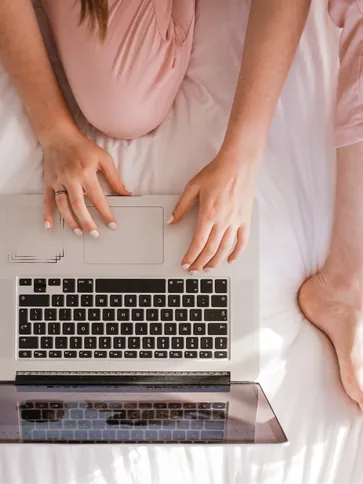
(1, 1), (363, 483)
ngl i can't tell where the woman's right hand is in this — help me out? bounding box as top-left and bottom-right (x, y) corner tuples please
(42, 127), (130, 237)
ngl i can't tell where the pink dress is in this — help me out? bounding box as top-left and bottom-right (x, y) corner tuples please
(41, 0), (195, 140)
(328, 0), (363, 147)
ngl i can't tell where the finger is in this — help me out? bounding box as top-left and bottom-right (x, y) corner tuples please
(189, 224), (225, 272)
(181, 215), (214, 271)
(67, 184), (99, 237)
(170, 182), (199, 224)
(83, 175), (116, 229)
(54, 190), (83, 236)
(204, 226), (237, 270)
(228, 226), (247, 263)
(100, 155), (131, 196)
(44, 187), (54, 229)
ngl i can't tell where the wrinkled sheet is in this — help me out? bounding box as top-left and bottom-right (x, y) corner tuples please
(1, 1), (363, 483)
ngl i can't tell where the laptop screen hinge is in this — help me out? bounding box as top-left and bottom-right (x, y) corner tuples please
(15, 371), (230, 387)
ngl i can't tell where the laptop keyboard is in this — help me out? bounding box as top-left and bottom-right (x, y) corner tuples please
(19, 400), (227, 443)
(17, 278), (229, 360)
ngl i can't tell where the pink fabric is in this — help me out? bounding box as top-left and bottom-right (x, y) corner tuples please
(41, 0), (195, 139)
(328, 0), (363, 147)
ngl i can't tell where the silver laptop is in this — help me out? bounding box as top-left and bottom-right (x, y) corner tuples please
(0, 195), (287, 444)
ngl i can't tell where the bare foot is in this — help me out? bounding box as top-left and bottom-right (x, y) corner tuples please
(298, 273), (363, 408)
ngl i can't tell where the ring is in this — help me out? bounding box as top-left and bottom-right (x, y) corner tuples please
(54, 189), (68, 197)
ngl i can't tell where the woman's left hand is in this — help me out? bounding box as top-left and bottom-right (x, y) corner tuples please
(169, 151), (258, 272)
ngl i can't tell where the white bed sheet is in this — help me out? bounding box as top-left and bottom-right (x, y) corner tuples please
(1, 1), (363, 483)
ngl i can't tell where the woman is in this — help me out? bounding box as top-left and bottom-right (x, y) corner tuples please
(300, 0), (363, 409)
(0, 0), (311, 271)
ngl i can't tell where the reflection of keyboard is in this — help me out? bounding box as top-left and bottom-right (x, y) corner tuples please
(17, 278), (229, 360)
(20, 400), (228, 443)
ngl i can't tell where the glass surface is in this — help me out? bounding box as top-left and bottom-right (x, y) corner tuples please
(0, 383), (287, 444)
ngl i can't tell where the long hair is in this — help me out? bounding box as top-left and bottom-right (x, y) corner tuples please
(80, 0), (109, 41)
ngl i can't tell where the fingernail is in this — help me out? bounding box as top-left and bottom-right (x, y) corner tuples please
(182, 264), (190, 271)
(189, 271), (197, 277)
(360, 404), (363, 412)
(90, 230), (99, 239)
(74, 228), (83, 237)
(44, 221), (51, 230)
(108, 222), (117, 230)
(167, 215), (174, 225)
(204, 268), (212, 273)
(228, 260), (236, 265)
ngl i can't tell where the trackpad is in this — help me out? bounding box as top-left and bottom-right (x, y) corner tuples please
(84, 207), (164, 264)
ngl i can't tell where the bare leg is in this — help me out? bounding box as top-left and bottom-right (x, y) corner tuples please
(299, 141), (363, 408)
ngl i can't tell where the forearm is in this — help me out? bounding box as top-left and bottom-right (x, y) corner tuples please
(0, 0), (77, 144)
(222, 0), (311, 164)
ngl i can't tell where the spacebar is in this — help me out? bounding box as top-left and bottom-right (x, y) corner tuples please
(96, 279), (166, 293)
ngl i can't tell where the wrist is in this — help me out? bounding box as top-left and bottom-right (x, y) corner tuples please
(37, 119), (81, 148)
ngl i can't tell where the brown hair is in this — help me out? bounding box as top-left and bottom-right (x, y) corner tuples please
(80, 0), (109, 41)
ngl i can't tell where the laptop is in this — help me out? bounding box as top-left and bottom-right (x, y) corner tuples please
(0, 194), (287, 444)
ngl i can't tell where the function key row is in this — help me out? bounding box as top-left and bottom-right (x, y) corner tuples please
(19, 279), (228, 294)
(18, 350), (228, 359)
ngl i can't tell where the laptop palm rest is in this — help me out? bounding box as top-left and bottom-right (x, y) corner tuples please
(84, 206), (164, 265)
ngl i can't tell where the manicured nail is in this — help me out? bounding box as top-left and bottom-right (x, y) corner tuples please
(74, 228), (83, 237)
(182, 264), (190, 271)
(190, 271), (197, 277)
(360, 404), (363, 412)
(44, 221), (51, 230)
(204, 268), (212, 273)
(108, 222), (117, 230)
(228, 260), (236, 265)
(167, 215), (174, 225)
(90, 230), (99, 239)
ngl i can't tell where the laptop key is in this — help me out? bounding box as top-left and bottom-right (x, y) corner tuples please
(168, 279), (184, 293)
(109, 351), (122, 358)
(214, 351), (228, 359)
(41, 337), (53, 349)
(139, 351), (152, 358)
(121, 323), (133, 335)
(81, 295), (93, 307)
(161, 309), (173, 321)
(150, 323), (162, 335)
(193, 323), (206, 335)
(49, 279), (61, 286)
(33, 322), (46, 335)
(63, 279), (75, 293)
(63, 322), (75, 334)
(85, 337), (97, 349)
(182, 295), (195, 307)
(19, 295), (49, 307)
(19, 322), (32, 335)
(103, 309), (115, 321)
(124, 351), (137, 358)
(117, 309), (130, 321)
(190, 309), (202, 321)
(96, 295), (108, 307)
(74, 309), (86, 321)
(52, 295), (64, 307)
(79, 351), (92, 358)
(77, 279), (93, 293)
(205, 310), (228, 322)
(59, 309), (71, 321)
(168, 295), (180, 307)
(94, 351), (107, 358)
(77, 323), (89, 335)
(64, 351), (77, 358)
(170, 351), (182, 358)
(215, 280), (227, 294)
(139, 295), (151, 307)
(157, 337), (169, 349)
(201, 337), (213, 349)
(110, 295), (122, 307)
(146, 309), (158, 321)
(34, 351), (47, 358)
(96, 278), (166, 293)
(142, 337), (155, 349)
(113, 337), (126, 349)
(66, 294), (79, 307)
(131, 309), (144, 321)
(164, 323), (177, 335)
(30, 309), (42, 321)
(175, 309), (187, 321)
(186, 280), (198, 294)
(106, 323), (118, 334)
(89, 309), (101, 321)
(70, 337), (82, 349)
(125, 295), (137, 307)
(49, 351), (62, 358)
(34, 279), (46, 293)
(45, 309), (57, 321)
(186, 337), (198, 349)
(215, 337), (228, 349)
(19, 308), (28, 323)
(19, 278), (32, 286)
(128, 337), (140, 349)
(208, 323), (228, 334)
(19, 350), (32, 358)
(199, 351), (212, 358)
(135, 323), (148, 335)
(153, 295), (166, 307)
(185, 351), (198, 358)
(179, 323), (191, 335)
(154, 351), (167, 358)
(197, 296), (209, 307)
(55, 337), (67, 349)
(171, 337), (184, 350)
(19, 337), (38, 349)
(211, 295), (228, 307)
(99, 337), (111, 349)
